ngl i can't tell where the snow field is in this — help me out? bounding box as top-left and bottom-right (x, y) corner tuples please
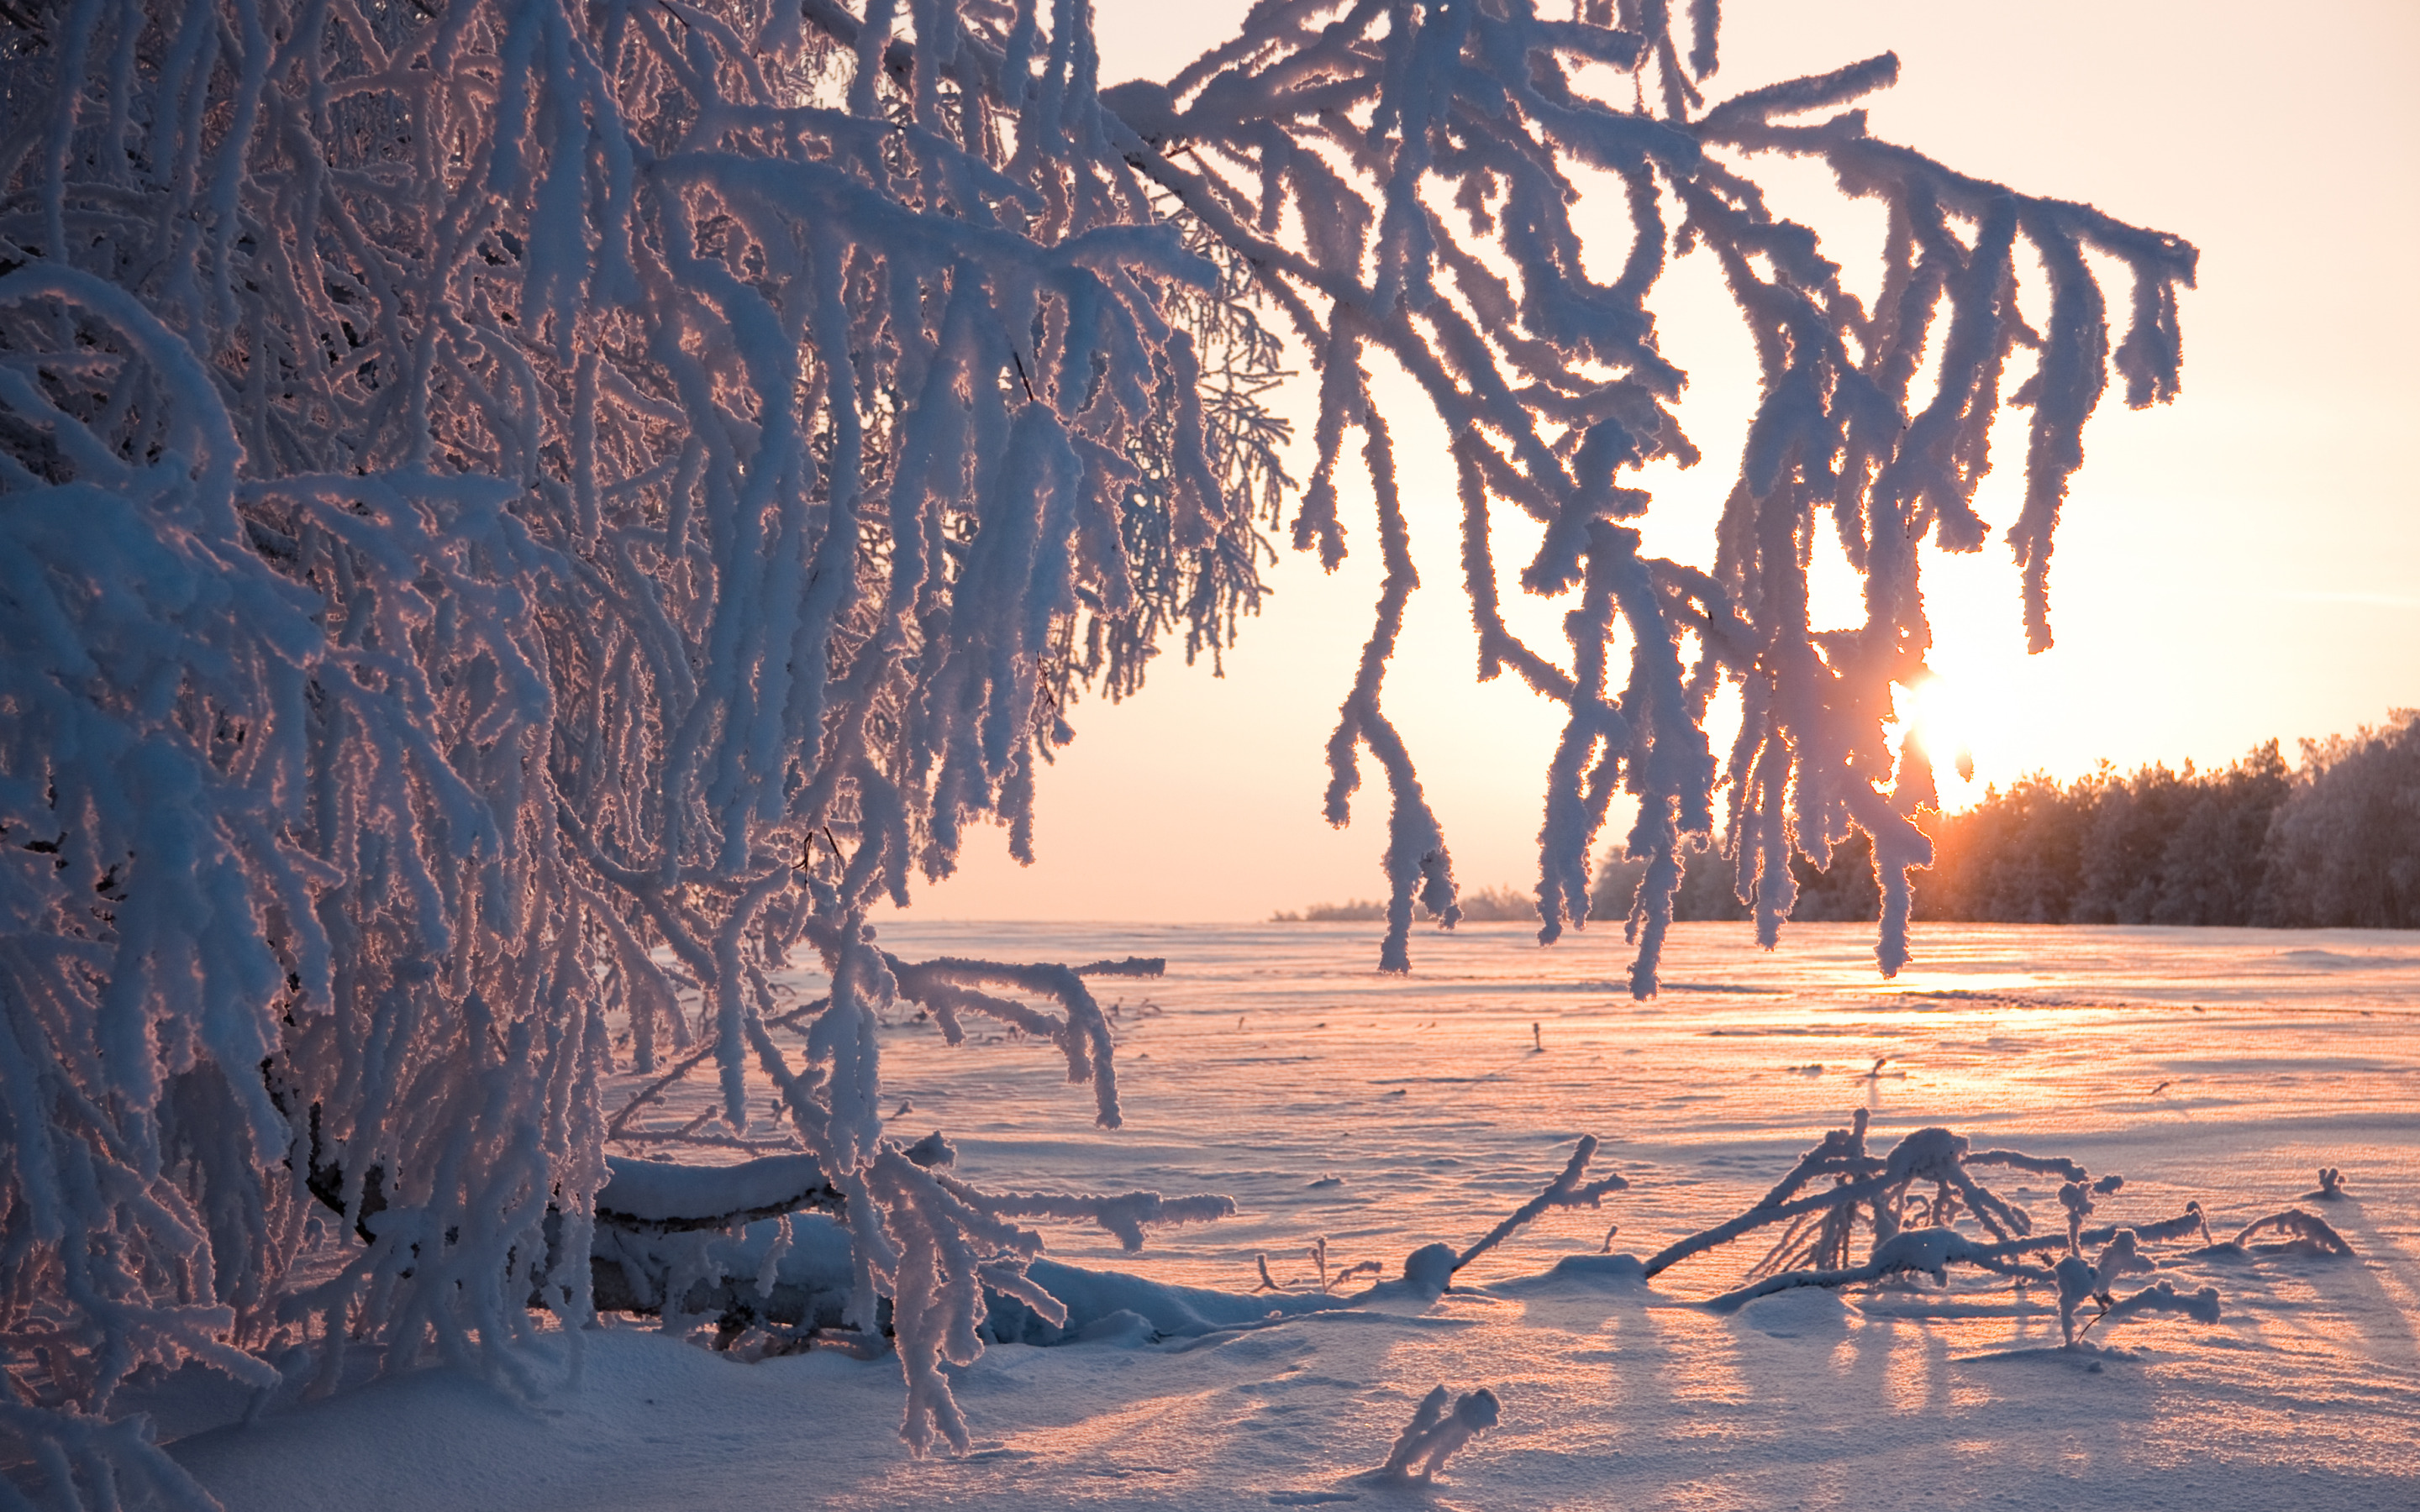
(158, 921), (2420, 1509)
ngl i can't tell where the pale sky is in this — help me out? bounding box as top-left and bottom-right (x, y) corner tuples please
(884, 0), (2420, 924)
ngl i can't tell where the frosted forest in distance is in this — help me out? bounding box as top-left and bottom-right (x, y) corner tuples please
(1, 0), (2413, 1508)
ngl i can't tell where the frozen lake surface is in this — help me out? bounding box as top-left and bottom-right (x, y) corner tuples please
(176, 922), (2420, 1510)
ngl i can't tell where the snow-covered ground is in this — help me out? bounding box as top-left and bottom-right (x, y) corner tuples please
(170, 923), (2420, 1509)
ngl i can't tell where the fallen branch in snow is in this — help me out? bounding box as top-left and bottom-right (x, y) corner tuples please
(293, 1114), (1229, 1352)
(586, 1237), (844, 1336)
(2220, 1209), (2354, 1258)
(1707, 1227), (2049, 1312)
(2095, 1280), (2225, 1331)
(1659, 1112), (2238, 1347)
(585, 1184), (1235, 1348)
(936, 1181), (1238, 1254)
(1644, 1113), (2126, 1279)
(1706, 1223), (2222, 1347)
(592, 1155), (844, 1234)
(1375, 1138), (1632, 1299)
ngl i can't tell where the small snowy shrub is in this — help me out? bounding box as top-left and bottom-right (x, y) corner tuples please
(1663, 1113), (2229, 1347)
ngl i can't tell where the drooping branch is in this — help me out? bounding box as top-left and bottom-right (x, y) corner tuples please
(1115, 1), (2191, 988)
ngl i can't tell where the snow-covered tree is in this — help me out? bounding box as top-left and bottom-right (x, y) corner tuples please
(0, 0), (2190, 1499)
(2261, 711), (2420, 927)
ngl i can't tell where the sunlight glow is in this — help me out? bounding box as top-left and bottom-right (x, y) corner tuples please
(1891, 675), (1983, 808)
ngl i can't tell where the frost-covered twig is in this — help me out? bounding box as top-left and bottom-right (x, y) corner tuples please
(1253, 1254), (1289, 1294)
(1455, 1135), (1630, 1274)
(1378, 1385), (1502, 1483)
(937, 1179), (1237, 1255)
(886, 956), (1125, 1129)
(606, 1025), (776, 1141)
(1254, 1240), (1382, 1295)
(1707, 1218), (2221, 1351)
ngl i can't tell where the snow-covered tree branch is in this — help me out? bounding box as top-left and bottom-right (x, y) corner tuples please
(0, 0), (2191, 1499)
(1102, 2), (2191, 979)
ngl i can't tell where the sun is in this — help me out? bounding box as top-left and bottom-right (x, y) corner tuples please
(1890, 675), (1986, 808)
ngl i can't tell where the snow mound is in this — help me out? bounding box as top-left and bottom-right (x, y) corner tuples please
(1481, 1252), (1649, 1296)
(984, 1259), (1352, 1346)
(1070, 1310), (1159, 1348)
(1733, 1286), (1860, 1338)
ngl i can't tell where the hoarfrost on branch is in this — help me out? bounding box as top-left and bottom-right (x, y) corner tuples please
(0, 0), (2191, 1497)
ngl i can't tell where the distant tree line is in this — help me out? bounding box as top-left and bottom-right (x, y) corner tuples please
(1274, 885), (1540, 924)
(1276, 712), (2417, 931)
(1584, 711), (2420, 929)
